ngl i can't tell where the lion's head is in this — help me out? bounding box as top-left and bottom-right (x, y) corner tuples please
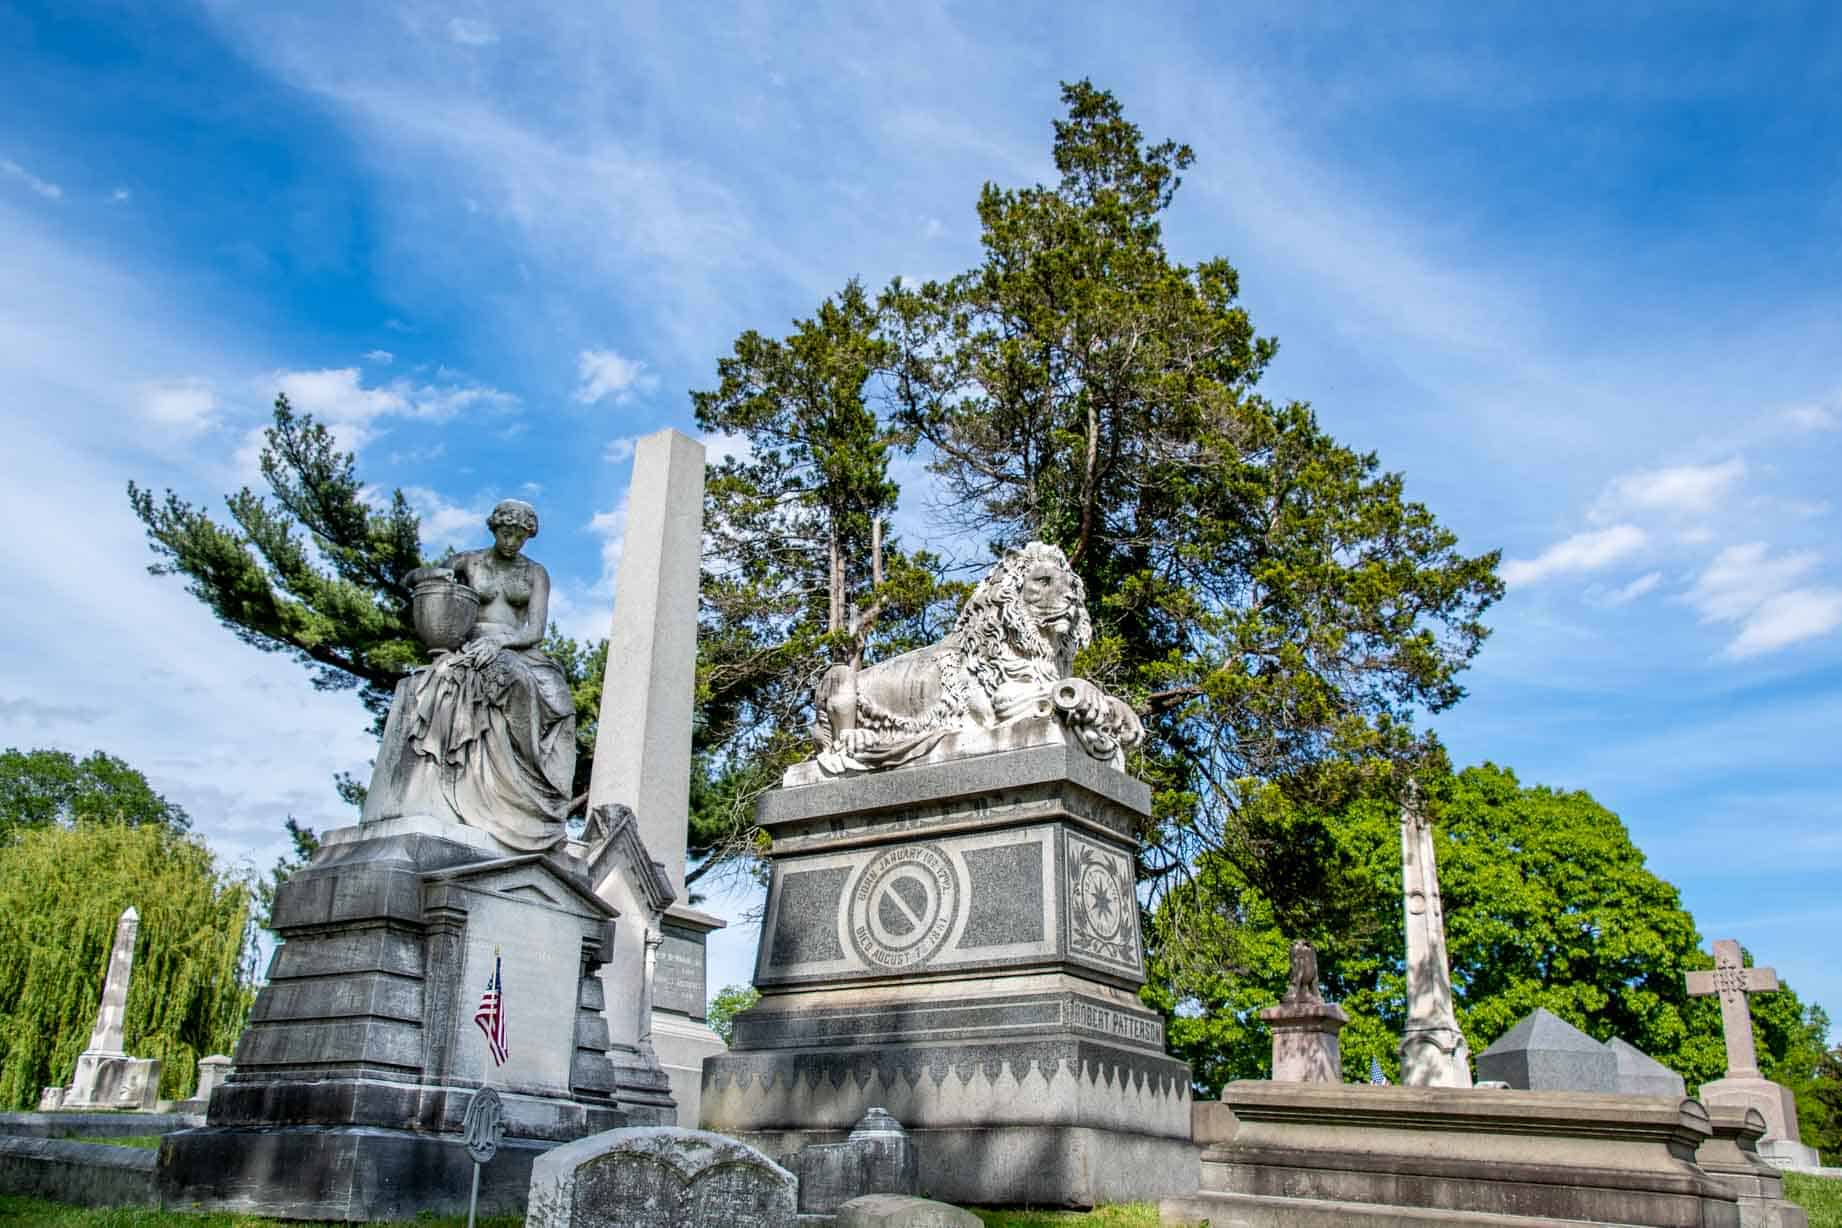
(954, 542), (1092, 695)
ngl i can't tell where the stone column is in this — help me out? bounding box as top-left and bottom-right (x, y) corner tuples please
(1398, 785), (1472, 1087)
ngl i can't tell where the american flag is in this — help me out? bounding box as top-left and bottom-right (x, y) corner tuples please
(1369, 1056), (1389, 1085)
(474, 953), (508, 1066)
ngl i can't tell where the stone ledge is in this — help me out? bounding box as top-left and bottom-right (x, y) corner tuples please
(0, 1136), (157, 1208)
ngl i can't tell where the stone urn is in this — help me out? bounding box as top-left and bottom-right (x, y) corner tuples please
(411, 572), (480, 650)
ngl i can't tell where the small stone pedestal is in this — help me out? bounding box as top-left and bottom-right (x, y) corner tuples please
(1700, 1075), (1823, 1169)
(1696, 1106), (1809, 1228)
(701, 733), (1196, 1208)
(1260, 1000), (1348, 1083)
(158, 816), (629, 1221)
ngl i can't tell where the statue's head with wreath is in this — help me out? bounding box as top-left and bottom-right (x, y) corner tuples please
(954, 541), (1092, 694)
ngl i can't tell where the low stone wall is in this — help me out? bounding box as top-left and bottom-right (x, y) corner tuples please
(0, 1137), (158, 1207)
(0, 1111), (201, 1139)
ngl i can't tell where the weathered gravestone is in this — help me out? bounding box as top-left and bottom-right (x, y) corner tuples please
(836, 1194), (982, 1228)
(703, 543), (1195, 1207)
(1397, 785), (1472, 1088)
(1476, 1007), (1618, 1092)
(1688, 938), (1822, 1169)
(787, 1107), (919, 1215)
(64, 907), (161, 1110)
(525, 1127), (796, 1228)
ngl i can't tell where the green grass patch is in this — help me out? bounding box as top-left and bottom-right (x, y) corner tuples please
(0, 1196), (523, 1227)
(65, 1136), (163, 1150)
(1785, 1172), (1842, 1228)
(970, 1204), (1160, 1228)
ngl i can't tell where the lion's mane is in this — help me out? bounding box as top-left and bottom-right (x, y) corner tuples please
(954, 541), (1092, 700)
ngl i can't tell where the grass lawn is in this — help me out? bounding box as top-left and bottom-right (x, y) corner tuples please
(65, 1136), (163, 1150)
(0, 1197), (522, 1227)
(970, 1205), (1159, 1228)
(1786, 1172), (1842, 1228)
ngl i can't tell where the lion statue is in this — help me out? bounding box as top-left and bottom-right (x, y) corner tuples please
(812, 541), (1144, 775)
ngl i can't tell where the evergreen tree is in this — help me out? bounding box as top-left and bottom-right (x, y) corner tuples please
(884, 82), (1502, 897)
(0, 820), (255, 1107)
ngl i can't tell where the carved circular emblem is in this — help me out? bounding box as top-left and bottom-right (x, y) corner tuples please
(1077, 857), (1125, 942)
(849, 844), (960, 970)
(462, 1086), (504, 1164)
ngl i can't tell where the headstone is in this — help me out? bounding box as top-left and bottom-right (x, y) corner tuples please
(1258, 941), (1349, 1083)
(192, 1054), (232, 1103)
(65, 906), (163, 1110)
(788, 1107), (921, 1214)
(525, 1126), (796, 1228)
(1688, 938), (1822, 1168)
(1475, 1008), (1616, 1092)
(37, 1087), (64, 1111)
(1397, 785), (1472, 1087)
(585, 429), (728, 1125)
(837, 1194), (982, 1228)
(1609, 1037), (1687, 1098)
(703, 545), (1195, 1207)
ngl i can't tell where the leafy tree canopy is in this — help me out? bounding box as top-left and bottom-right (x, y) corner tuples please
(0, 819), (255, 1107)
(1145, 762), (1837, 1163)
(0, 747), (191, 840)
(706, 983), (762, 1047)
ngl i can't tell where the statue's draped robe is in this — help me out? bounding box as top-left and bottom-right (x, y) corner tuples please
(363, 645), (574, 852)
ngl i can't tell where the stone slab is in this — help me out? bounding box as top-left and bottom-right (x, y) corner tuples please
(1611, 1037), (1688, 1098)
(1186, 1080), (1740, 1228)
(836, 1194), (980, 1228)
(0, 1136), (158, 1209)
(788, 1108), (919, 1215)
(1696, 1106), (1809, 1228)
(0, 1111), (202, 1139)
(526, 1126), (795, 1228)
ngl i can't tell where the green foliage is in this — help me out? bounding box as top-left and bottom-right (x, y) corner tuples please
(1146, 763), (1836, 1118)
(705, 982), (762, 1046)
(969, 1205), (1159, 1228)
(0, 748), (191, 840)
(883, 81), (1501, 895)
(692, 279), (961, 872)
(0, 821), (255, 1108)
(1784, 1172), (1842, 1228)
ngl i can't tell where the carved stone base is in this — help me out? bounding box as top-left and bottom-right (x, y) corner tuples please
(65, 1053), (161, 1111)
(157, 817), (632, 1220)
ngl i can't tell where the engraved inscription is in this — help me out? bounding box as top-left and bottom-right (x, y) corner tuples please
(1068, 1000), (1164, 1046)
(847, 844), (961, 970)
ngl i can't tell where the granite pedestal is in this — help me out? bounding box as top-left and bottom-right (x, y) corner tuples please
(1696, 1106), (1808, 1228)
(1162, 1081), (1743, 1227)
(701, 733), (1196, 1207)
(158, 817), (629, 1221)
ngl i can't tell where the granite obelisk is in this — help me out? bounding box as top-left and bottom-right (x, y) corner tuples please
(587, 428), (726, 1123)
(1398, 783), (1472, 1087)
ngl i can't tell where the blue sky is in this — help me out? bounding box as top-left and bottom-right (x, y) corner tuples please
(2, 3), (1839, 1037)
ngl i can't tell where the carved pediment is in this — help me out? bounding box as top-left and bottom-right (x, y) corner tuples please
(584, 803), (676, 917)
(423, 854), (618, 920)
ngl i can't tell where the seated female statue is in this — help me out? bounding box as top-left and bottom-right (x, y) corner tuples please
(362, 498), (575, 853)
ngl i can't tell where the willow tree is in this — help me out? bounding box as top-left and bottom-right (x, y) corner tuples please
(885, 82), (1502, 900)
(0, 821), (256, 1107)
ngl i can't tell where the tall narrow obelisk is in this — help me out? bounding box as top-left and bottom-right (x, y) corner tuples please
(586, 428), (727, 1124)
(1398, 782), (1472, 1087)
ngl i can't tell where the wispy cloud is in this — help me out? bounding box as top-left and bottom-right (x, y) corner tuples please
(1, 158), (63, 200)
(603, 435), (637, 464)
(1602, 570), (1662, 607)
(1685, 542), (1840, 658)
(141, 377), (218, 433)
(1724, 588), (1842, 659)
(447, 17), (498, 46)
(1502, 524), (1647, 586)
(1781, 404), (1837, 432)
(574, 348), (657, 406)
(362, 348), (394, 365)
(1590, 457), (1746, 522)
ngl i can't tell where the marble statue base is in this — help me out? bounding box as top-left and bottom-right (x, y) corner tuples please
(700, 741), (1196, 1207)
(158, 817), (632, 1220)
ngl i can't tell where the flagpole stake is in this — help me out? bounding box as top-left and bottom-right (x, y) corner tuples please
(466, 1161), (481, 1228)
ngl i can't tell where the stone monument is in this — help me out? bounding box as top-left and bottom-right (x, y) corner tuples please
(525, 1127), (797, 1228)
(1397, 782), (1472, 1087)
(1258, 941), (1348, 1083)
(64, 907), (162, 1110)
(701, 544), (1195, 1207)
(1688, 938), (1821, 1168)
(1696, 1106), (1810, 1228)
(1610, 1037), (1688, 1098)
(160, 498), (633, 1220)
(585, 429), (727, 1125)
(1476, 1007), (1617, 1092)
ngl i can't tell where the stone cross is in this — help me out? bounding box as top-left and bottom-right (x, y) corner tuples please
(1687, 939), (1779, 1078)
(87, 906), (139, 1055)
(586, 429), (706, 900)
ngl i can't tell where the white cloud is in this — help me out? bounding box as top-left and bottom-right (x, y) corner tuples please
(1685, 542), (1819, 624)
(142, 378), (218, 433)
(586, 494), (629, 596)
(574, 348), (657, 406)
(363, 348), (395, 365)
(603, 435), (637, 463)
(1725, 589), (1842, 659)
(702, 429), (752, 467)
(1603, 570), (1662, 607)
(447, 17), (499, 46)
(1, 158), (63, 200)
(1590, 457), (1746, 522)
(1502, 524), (1647, 587)
(1781, 404), (1837, 432)
(401, 486), (487, 552)
(110, 187), (132, 203)
(264, 366), (517, 454)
